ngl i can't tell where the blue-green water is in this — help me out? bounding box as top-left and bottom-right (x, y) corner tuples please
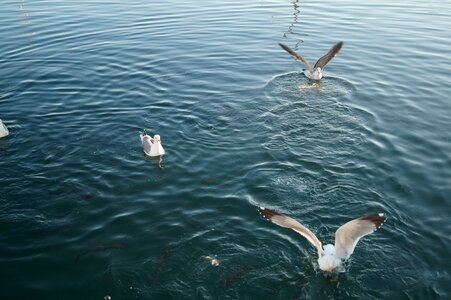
(1, 0), (450, 299)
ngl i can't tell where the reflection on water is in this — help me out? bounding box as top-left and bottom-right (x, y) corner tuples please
(144, 154), (165, 170)
(17, 0), (34, 36)
(299, 81), (322, 91)
(284, 0), (306, 40)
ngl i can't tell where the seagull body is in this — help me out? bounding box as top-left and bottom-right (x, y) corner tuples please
(303, 68), (323, 80)
(259, 207), (385, 272)
(0, 119), (9, 138)
(279, 42), (343, 80)
(140, 129), (165, 157)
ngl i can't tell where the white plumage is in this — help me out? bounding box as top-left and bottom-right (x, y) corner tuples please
(0, 119), (9, 139)
(259, 207), (385, 272)
(140, 129), (165, 157)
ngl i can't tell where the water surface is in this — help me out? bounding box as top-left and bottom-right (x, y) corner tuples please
(1, 0), (450, 299)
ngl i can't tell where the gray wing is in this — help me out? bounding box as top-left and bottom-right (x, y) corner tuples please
(279, 43), (313, 72)
(334, 213), (386, 260)
(314, 41), (343, 69)
(140, 132), (153, 154)
(259, 207), (323, 256)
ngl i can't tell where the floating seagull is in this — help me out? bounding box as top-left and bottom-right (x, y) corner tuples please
(279, 42), (343, 80)
(0, 119), (9, 138)
(140, 129), (165, 157)
(258, 207), (385, 272)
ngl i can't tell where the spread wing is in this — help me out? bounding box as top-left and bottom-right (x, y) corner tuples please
(279, 43), (313, 72)
(334, 213), (385, 260)
(314, 41), (343, 69)
(259, 207), (323, 256)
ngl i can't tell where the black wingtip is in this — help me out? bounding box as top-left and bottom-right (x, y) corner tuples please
(258, 207), (268, 220)
(278, 43), (290, 52)
(258, 207), (280, 221)
(334, 41), (344, 53)
(360, 213), (386, 229)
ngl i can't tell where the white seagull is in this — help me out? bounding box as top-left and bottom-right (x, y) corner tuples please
(140, 129), (165, 157)
(279, 42), (343, 80)
(259, 207), (385, 272)
(0, 119), (9, 139)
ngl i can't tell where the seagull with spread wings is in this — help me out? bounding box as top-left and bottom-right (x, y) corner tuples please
(258, 207), (385, 272)
(279, 42), (343, 80)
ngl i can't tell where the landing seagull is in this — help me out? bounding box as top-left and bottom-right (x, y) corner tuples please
(279, 42), (343, 80)
(258, 207), (385, 272)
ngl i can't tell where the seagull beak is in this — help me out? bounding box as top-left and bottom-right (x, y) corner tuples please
(327, 267), (333, 272)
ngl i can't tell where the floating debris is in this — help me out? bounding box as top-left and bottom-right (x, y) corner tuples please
(204, 256), (219, 266)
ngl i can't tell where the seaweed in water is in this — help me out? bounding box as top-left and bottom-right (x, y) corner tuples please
(149, 248), (172, 286)
(74, 244), (124, 263)
(218, 264), (256, 288)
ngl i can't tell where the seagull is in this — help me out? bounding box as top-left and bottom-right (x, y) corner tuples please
(258, 207), (385, 272)
(279, 42), (343, 80)
(0, 118), (9, 138)
(140, 129), (165, 157)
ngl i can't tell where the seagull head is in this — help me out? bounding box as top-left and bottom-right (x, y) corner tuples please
(154, 135), (161, 143)
(318, 244), (340, 272)
(319, 256), (335, 272)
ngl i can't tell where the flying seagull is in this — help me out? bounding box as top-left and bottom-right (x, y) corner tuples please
(279, 42), (343, 80)
(258, 207), (385, 272)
